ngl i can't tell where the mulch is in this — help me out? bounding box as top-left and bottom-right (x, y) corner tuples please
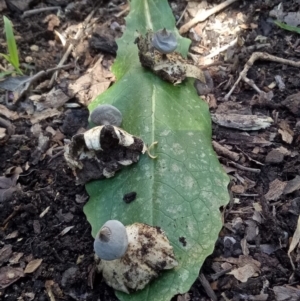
(0, 0), (300, 300)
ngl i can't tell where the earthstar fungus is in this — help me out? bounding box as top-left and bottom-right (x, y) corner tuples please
(94, 221), (178, 294)
(136, 29), (206, 84)
(64, 125), (147, 184)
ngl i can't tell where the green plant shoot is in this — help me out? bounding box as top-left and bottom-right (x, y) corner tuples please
(274, 20), (300, 34)
(0, 16), (23, 75)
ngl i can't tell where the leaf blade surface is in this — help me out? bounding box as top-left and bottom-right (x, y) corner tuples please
(84, 1), (230, 300)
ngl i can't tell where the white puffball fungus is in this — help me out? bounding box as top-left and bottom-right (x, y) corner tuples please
(95, 223), (178, 294)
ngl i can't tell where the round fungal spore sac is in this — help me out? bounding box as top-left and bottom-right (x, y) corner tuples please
(94, 220), (128, 261)
(90, 104), (123, 127)
(152, 28), (177, 54)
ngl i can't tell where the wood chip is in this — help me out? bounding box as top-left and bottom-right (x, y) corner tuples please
(265, 149), (284, 164)
(273, 285), (300, 301)
(287, 215), (300, 270)
(264, 179), (287, 201)
(0, 245), (12, 264)
(211, 114), (273, 131)
(283, 175), (300, 195)
(282, 92), (300, 116)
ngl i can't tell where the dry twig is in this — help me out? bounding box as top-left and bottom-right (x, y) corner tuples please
(179, 0), (239, 34)
(22, 6), (61, 18)
(199, 273), (218, 301)
(224, 52), (300, 101)
(2, 206), (22, 226)
(228, 161), (261, 173)
(212, 141), (240, 161)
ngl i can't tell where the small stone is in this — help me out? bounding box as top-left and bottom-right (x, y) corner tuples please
(30, 45), (39, 52)
(25, 56), (33, 63)
(231, 185), (245, 194)
(265, 149), (284, 163)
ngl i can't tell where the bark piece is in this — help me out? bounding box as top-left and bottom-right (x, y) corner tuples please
(273, 286), (300, 301)
(278, 121), (294, 144)
(284, 176), (300, 195)
(282, 92), (300, 116)
(211, 114), (273, 131)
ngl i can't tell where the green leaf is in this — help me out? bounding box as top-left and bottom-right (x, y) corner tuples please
(84, 0), (230, 300)
(274, 20), (300, 34)
(3, 16), (22, 73)
(0, 70), (14, 78)
(0, 53), (11, 62)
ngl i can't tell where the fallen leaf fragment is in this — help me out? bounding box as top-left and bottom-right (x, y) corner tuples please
(9, 252), (23, 264)
(0, 104), (19, 120)
(5, 230), (18, 240)
(34, 88), (70, 111)
(287, 215), (300, 270)
(253, 202), (262, 212)
(45, 280), (56, 301)
(30, 108), (61, 124)
(68, 56), (113, 106)
(0, 266), (24, 288)
(24, 258), (43, 273)
(43, 14), (60, 31)
(228, 263), (259, 282)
